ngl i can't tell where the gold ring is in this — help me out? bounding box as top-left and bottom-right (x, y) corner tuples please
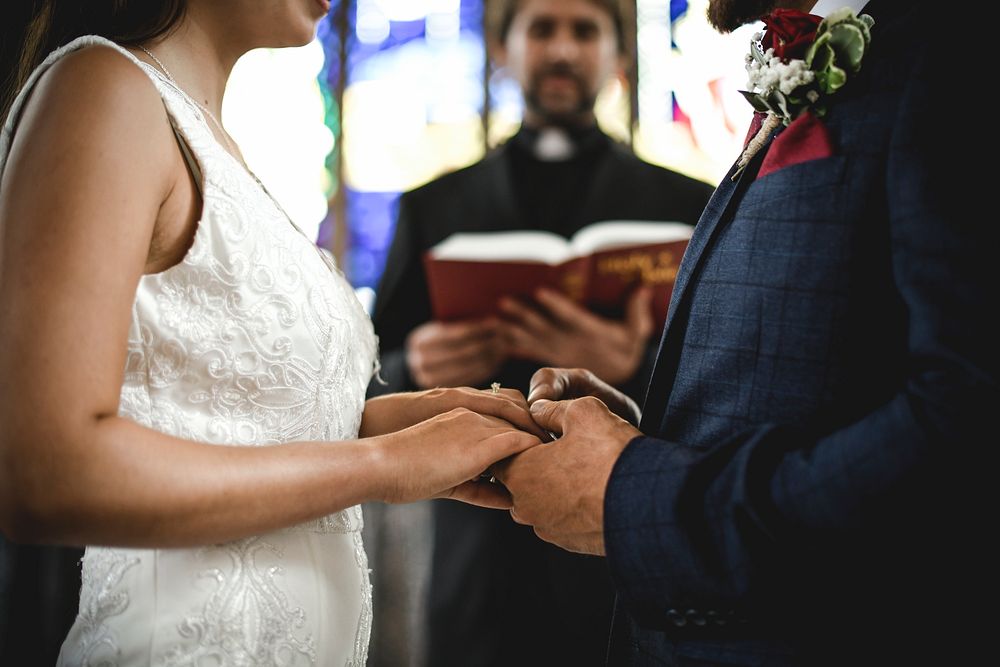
(490, 382), (501, 394)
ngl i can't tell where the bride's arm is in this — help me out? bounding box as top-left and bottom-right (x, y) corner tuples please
(1, 409), (533, 548)
(0, 49), (538, 549)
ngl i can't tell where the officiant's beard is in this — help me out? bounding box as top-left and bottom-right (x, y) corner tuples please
(524, 67), (598, 128)
(707, 0), (804, 32)
(524, 92), (597, 128)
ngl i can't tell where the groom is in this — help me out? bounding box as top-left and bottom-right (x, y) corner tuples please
(495, 0), (992, 664)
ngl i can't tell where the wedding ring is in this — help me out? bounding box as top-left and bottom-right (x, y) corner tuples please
(490, 382), (501, 394)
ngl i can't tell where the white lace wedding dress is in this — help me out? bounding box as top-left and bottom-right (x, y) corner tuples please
(0, 36), (378, 666)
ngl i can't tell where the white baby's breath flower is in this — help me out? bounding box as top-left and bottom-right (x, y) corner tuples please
(746, 65), (761, 88)
(774, 59), (814, 94)
(806, 90), (820, 102)
(760, 68), (780, 91)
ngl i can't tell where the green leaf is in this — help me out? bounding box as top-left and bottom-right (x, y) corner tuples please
(824, 64), (847, 92)
(805, 40), (818, 67)
(829, 23), (866, 72)
(739, 90), (770, 112)
(750, 40), (768, 65)
(786, 88), (817, 109)
(811, 39), (834, 72)
(856, 16), (873, 45)
(823, 7), (857, 28)
(757, 96), (781, 118)
(766, 89), (791, 120)
(819, 9), (873, 49)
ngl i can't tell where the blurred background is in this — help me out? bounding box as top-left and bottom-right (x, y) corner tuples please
(224, 0), (759, 304)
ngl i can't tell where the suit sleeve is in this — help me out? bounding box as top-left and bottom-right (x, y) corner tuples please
(603, 38), (996, 627)
(369, 193), (431, 395)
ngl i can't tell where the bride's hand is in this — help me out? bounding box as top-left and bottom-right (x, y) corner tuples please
(361, 386), (549, 441)
(370, 408), (542, 509)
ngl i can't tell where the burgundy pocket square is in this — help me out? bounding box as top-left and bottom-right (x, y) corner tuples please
(758, 111), (834, 179)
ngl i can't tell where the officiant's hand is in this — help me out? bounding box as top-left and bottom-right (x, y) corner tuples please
(499, 287), (654, 385)
(405, 319), (507, 389)
(492, 396), (640, 555)
(528, 367), (641, 427)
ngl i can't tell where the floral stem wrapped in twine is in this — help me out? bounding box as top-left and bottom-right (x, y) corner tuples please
(736, 112), (782, 175)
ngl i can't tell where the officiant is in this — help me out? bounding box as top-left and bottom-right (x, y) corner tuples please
(370, 1), (711, 664)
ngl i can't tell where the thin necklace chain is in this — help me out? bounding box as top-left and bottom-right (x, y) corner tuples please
(135, 45), (337, 273)
(137, 45), (238, 158)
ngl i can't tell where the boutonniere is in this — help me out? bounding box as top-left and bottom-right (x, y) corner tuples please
(735, 7), (874, 175)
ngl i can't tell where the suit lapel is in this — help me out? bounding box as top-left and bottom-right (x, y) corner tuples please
(639, 140), (774, 432)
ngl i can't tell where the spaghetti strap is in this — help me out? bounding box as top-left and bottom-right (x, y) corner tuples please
(171, 125), (204, 196)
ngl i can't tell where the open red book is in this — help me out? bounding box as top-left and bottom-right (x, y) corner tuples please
(423, 220), (693, 330)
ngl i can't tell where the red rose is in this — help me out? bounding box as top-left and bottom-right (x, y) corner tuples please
(761, 9), (822, 61)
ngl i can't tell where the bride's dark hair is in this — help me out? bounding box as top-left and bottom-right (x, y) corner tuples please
(1, 0), (187, 122)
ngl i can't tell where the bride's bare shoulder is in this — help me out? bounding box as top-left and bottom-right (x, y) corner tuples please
(5, 43), (177, 196)
(13, 43), (171, 151)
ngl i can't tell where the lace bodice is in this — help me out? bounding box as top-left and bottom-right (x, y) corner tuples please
(116, 37), (378, 536)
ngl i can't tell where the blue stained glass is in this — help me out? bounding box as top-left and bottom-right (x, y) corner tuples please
(317, 0), (488, 289)
(388, 20), (426, 41)
(343, 189), (401, 289)
(317, 5), (343, 90)
(670, 0), (689, 48)
(671, 1), (690, 117)
(670, 0), (690, 23)
(459, 0), (485, 32)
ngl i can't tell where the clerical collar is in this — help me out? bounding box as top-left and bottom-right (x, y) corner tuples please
(511, 124), (607, 162)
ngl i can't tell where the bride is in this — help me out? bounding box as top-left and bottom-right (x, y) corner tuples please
(0, 1), (543, 664)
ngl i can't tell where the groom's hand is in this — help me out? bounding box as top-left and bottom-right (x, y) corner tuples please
(492, 397), (641, 555)
(528, 367), (641, 427)
(498, 287), (654, 385)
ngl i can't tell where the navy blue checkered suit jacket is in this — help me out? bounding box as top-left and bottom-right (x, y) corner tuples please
(603, 2), (994, 665)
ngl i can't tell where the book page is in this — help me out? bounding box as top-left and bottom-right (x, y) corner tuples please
(570, 220), (693, 256)
(429, 230), (574, 265)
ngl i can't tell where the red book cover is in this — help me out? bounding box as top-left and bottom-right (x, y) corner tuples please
(423, 221), (692, 330)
